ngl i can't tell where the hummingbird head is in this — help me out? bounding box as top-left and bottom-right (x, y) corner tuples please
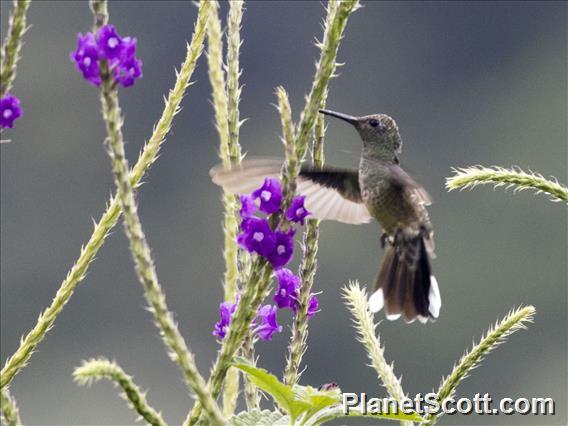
(319, 109), (402, 160)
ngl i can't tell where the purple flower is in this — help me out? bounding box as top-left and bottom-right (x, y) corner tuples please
(286, 195), (310, 225)
(274, 268), (300, 310)
(112, 37), (143, 87)
(252, 178), (282, 214)
(113, 54), (143, 87)
(266, 229), (294, 269)
(307, 295), (319, 318)
(239, 194), (257, 218)
(237, 217), (275, 257)
(96, 25), (124, 60)
(70, 32), (101, 86)
(253, 305), (282, 341)
(0, 95), (23, 129)
(212, 300), (237, 340)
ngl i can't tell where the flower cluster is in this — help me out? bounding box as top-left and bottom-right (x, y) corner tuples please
(237, 178), (310, 269)
(274, 268), (319, 317)
(213, 300), (282, 342)
(70, 24), (142, 87)
(0, 94), (23, 129)
(212, 178), (319, 342)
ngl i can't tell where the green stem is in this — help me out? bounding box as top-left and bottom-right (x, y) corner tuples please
(0, 0), (209, 394)
(423, 305), (535, 426)
(0, 388), (21, 426)
(226, 0), (244, 165)
(89, 0), (108, 30)
(343, 282), (411, 426)
(242, 330), (260, 411)
(294, 0), (358, 163)
(186, 2), (360, 423)
(205, 0), (246, 416)
(284, 94), (328, 388)
(94, 2), (223, 423)
(185, 260), (273, 426)
(74, 358), (166, 426)
(0, 0), (31, 98)
(447, 165), (568, 204)
(276, 86), (298, 210)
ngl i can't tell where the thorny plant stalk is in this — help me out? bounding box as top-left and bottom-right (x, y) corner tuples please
(0, 0), (31, 98)
(277, 86), (298, 207)
(0, 388), (21, 426)
(283, 91), (329, 387)
(185, 261), (273, 426)
(93, 1), (224, 424)
(0, 0), (31, 413)
(293, 0), (357, 166)
(422, 305), (535, 426)
(73, 358), (166, 426)
(0, 0), (210, 393)
(242, 330), (260, 411)
(447, 165), (568, 204)
(343, 283), (412, 426)
(205, 0), (245, 417)
(186, 3), (359, 423)
(224, 0), (259, 408)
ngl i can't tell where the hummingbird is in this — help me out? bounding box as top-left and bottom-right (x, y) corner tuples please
(210, 109), (441, 323)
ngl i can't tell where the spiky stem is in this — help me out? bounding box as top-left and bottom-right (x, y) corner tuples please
(284, 92), (328, 388)
(93, 1), (223, 423)
(294, 0), (358, 163)
(343, 282), (412, 426)
(276, 86), (298, 209)
(226, 0), (244, 165)
(186, 3), (360, 424)
(185, 260), (273, 425)
(447, 165), (568, 204)
(242, 330), (260, 411)
(0, 0), (31, 98)
(0, 0), (210, 390)
(423, 305), (536, 425)
(74, 358), (166, 426)
(0, 388), (21, 426)
(205, 0), (246, 416)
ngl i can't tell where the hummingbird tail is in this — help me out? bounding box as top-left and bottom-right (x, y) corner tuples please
(369, 233), (441, 323)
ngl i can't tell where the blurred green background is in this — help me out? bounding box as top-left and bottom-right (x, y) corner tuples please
(1, 1), (566, 425)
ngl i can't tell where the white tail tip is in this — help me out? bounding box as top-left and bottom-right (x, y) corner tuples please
(369, 289), (384, 313)
(428, 275), (442, 318)
(386, 313), (401, 321)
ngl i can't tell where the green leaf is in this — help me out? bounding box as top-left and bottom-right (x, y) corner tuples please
(233, 357), (310, 420)
(233, 357), (424, 425)
(292, 385), (341, 422)
(231, 409), (289, 426)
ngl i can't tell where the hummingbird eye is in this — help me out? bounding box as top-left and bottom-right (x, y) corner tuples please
(369, 119), (380, 128)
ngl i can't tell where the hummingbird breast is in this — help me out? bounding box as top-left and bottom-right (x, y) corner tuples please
(359, 161), (428, 235)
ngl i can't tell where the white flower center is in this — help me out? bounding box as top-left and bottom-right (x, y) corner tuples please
(253, 232), (264, 242)
(3, 109), (13, 119)
(277, 245), (285, 255)
(296, 208), (304, 216)
(83, 57), (91, 66)
(261, 190), (272, 201)
(108, 37), (119, 48)
(280, 289), (286, 297)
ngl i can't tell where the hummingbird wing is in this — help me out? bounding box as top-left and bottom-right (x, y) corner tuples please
(210, 157), (372, 224)
(385, 163), (432, 206)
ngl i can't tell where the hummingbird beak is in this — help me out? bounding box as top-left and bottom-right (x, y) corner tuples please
(319, 109), (359, 126)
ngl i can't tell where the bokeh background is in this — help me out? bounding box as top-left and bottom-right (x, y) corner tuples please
(1, 1), (566, 425)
